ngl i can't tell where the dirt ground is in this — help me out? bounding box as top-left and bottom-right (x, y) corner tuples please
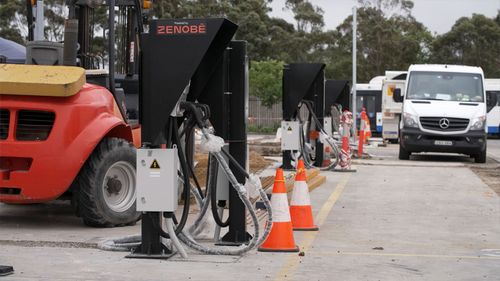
(193, 151), (272, 186)
(470, 164), (500, 196)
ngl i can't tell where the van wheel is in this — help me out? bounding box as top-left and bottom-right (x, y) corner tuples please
(399, 145), (410, 160)
(474, 148), (487, 163)
(74, 138), (140, 227)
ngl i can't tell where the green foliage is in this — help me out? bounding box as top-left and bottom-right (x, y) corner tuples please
(357, 0), (414, 15)
(0, 0), (25, 43)
(249, 60), (284, 107)
(1, 0), (500, 101)
(248, 123), (281, 134)
(326, 7), (432, 82)
(43, 0), (66, 41)
(0, 0), (67, 43)
(431, 14), (500, 77)
(286, 0), (324, 32)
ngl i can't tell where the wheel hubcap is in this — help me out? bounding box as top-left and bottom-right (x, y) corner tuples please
(103, 161), (136, 213)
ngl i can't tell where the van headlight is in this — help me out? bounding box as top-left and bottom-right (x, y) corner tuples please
(470, 116), (486, 130)
(403, 112), (418, 128)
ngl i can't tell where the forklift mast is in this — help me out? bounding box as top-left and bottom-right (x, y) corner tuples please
(65, 0), (145, 73)
(25, 0), (147, 100)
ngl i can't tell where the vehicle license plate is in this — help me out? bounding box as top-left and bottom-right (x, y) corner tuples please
(434, 140), (453, 146)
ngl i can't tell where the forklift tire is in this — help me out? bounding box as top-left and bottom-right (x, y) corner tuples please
(75, 138), (140, 227)
(398, 145), (410, 160)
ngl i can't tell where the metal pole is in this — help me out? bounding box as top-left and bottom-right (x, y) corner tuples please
(351, 6), (357, 143)
(26, 0), (34, 41)
(108, 0), (116, 95)
(221, 41), (251, 245)
(34, 0), (44, 41)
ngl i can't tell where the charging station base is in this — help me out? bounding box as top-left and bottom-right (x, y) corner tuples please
(0, 265), (14, 276)
(125, 212), (175, 260)
(126, 250), (175, 260)
(216, 232), (252, 247)
(334, 169), (357, 173)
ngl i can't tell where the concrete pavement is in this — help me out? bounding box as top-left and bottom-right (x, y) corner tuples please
(487, 139), (500, 162)
(1, 142), (500, 280)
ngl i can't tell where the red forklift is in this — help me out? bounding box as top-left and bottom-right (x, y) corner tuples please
(0, 0), (148, 226)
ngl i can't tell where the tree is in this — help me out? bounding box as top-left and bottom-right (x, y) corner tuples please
(0, 0), (69, 43)
(152, 0), (275, 61)
(357, 0), (414, 16)
(431, 14), (500, 77)
(249, 60), (284, 107)
(263, 17), (297, 61)
(0, 0), (26, 43)
(151, 0), (190, 19)
(285, 0), (324, 32)
(43, 0), (67, 41)
(228, 0), (273, 61)
(325, 7), (431, 82)
(279, 0), (331, 64)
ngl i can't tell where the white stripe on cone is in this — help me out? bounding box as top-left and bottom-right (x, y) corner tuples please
(271, 193), (292, 222)
(290, 180), (311, 206)
(360, 119), (366, 132)
(343, 124), (349, 137)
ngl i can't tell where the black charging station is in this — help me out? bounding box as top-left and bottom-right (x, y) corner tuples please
(325, 80), (350, 113)
(189, 40), (251, 246)
(130, 18), (250, 258)
(282, 63), (326, 170)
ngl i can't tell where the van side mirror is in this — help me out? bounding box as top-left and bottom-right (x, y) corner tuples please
(393, 88), (403, 103)
(486, 91), (498, 112)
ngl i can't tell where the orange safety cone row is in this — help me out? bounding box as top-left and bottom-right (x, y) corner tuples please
(258, 168), (300, 252)
(289, 160), (319, 231)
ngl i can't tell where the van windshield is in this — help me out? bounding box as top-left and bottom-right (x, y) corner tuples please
(407, 71), (484, 102)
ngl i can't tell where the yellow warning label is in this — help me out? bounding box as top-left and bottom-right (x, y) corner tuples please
(150, 159), (160, 169)
(387, 85), (395, 97)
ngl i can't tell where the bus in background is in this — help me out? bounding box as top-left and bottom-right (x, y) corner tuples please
(356, 76), (383, 136)
(485, 79), (500, 136)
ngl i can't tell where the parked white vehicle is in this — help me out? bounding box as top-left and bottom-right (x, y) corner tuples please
(485, 79), (500, 135)
(381, 71), (407, 142)
(395, 64), (498, 163)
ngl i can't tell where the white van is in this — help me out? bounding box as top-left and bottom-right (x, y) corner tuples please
(394, 64), (497, 163)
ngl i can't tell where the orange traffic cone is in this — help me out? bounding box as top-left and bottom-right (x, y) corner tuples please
(364, 113), (372, 140)
(322, 145), (332, 167)
(289, 160), (319, 231)
(258, 168), (299, 252)
(358, 109), (367, 157)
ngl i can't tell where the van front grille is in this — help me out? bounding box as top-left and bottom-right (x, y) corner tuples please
(420, 117), (469, 131)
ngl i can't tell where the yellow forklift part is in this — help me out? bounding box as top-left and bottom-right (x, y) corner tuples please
(0, 64), (86, 97)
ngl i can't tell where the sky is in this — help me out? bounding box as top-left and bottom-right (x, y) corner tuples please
(269, 0), (500, 34)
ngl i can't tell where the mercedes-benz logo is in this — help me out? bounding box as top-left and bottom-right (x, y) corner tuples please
(439, 118), (450, 129)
